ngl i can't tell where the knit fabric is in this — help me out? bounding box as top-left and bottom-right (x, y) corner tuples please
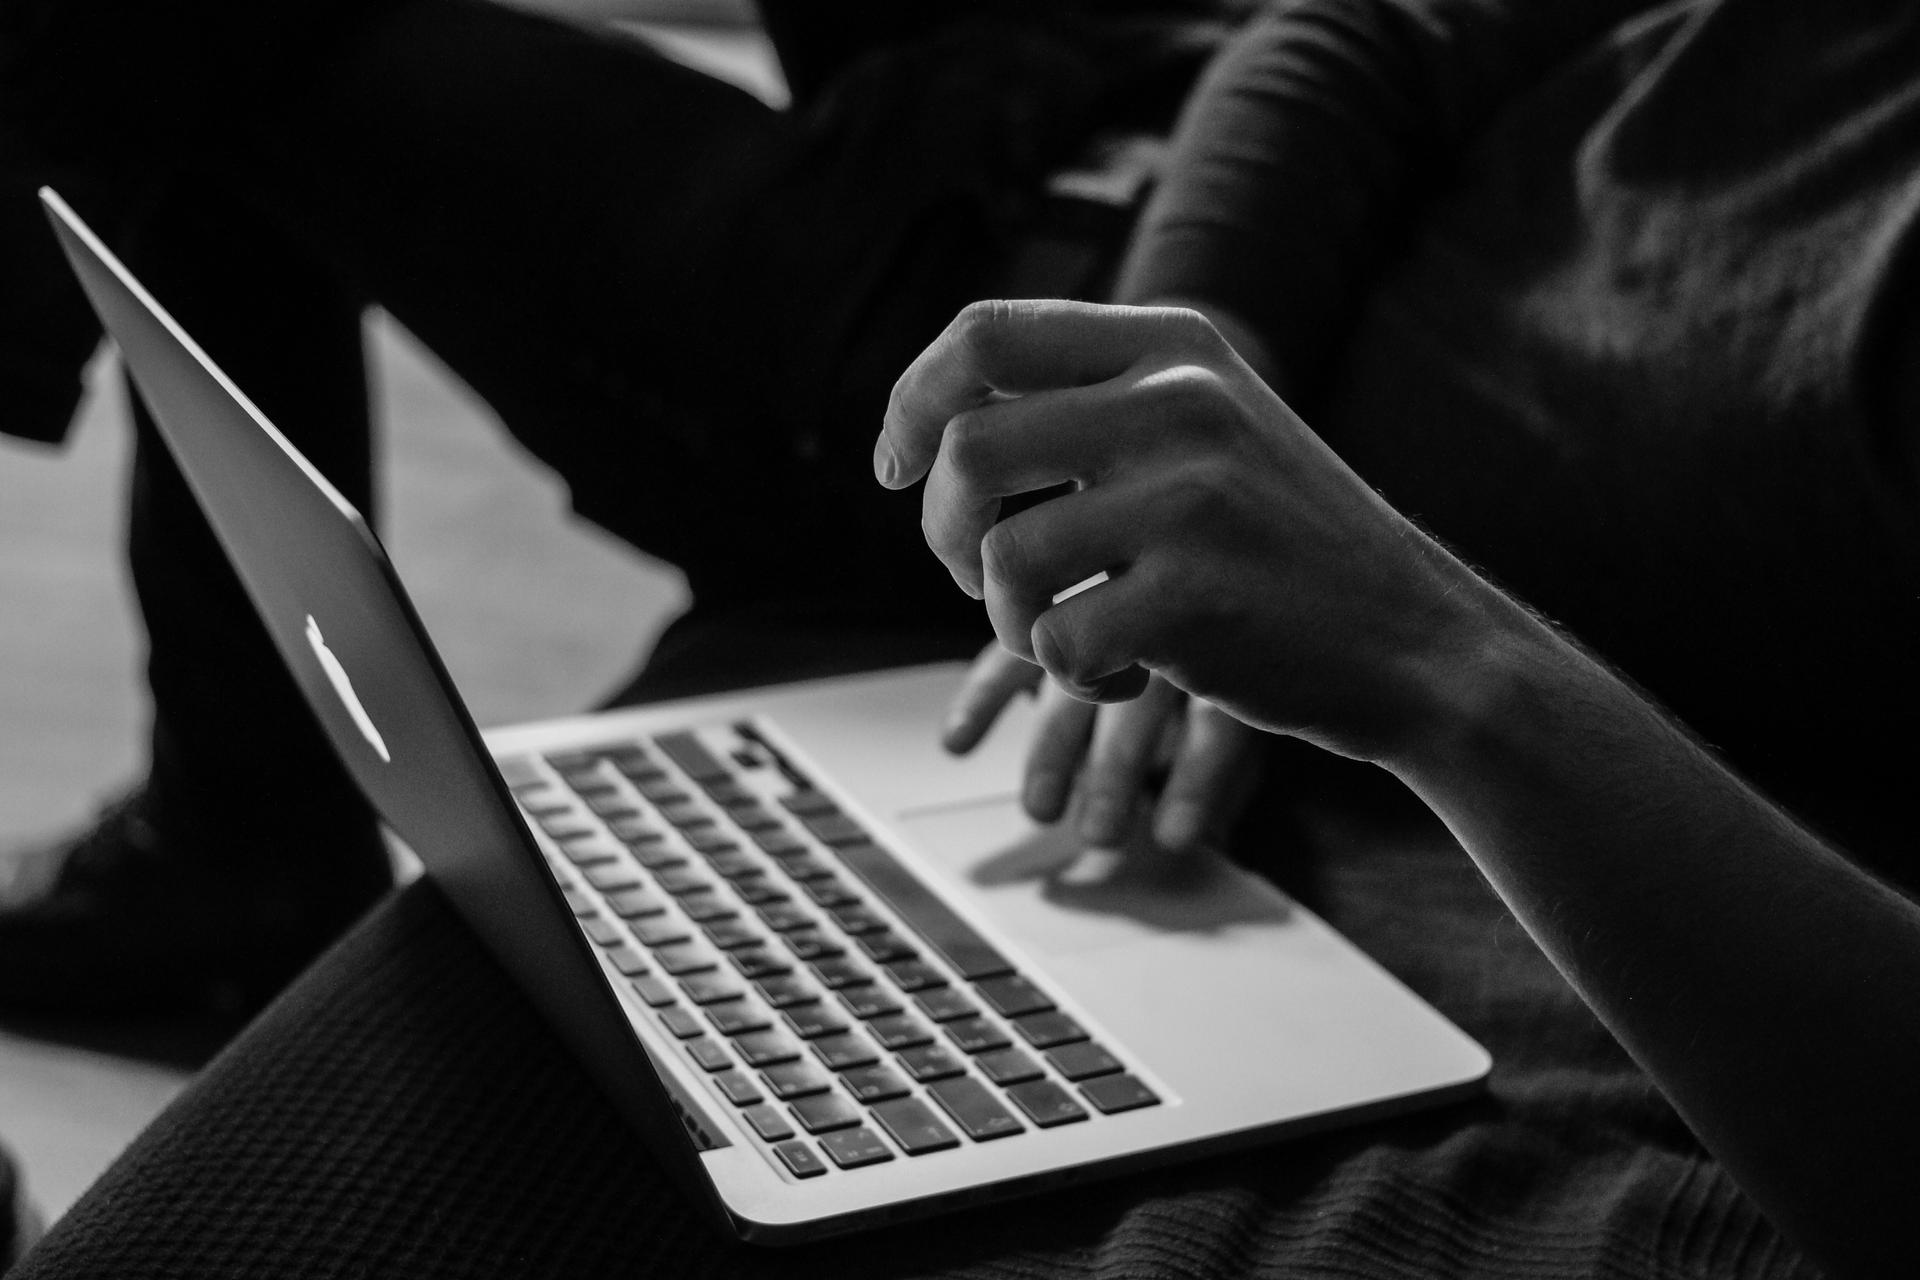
(13, 768), (1817, 1279)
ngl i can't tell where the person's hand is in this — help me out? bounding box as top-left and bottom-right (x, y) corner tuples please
(876, 299), (1492, 765)
(944, 642), (1261, 851)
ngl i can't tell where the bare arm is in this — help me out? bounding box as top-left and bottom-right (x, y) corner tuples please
(878, 298), (1919, 1278)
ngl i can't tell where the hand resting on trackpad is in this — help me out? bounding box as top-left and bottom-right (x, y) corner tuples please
(894, 795), (1291, 959)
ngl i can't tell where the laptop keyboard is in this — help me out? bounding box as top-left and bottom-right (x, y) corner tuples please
(500, 724), (1161, 1178)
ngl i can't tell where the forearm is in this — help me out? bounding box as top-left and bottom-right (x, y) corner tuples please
(1386, 588), (1920, 1278)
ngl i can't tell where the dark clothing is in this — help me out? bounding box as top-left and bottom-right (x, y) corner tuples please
(1, 3), (1917, 1272)
(9, 617), (1820, 1279)
(0, 0), (1206, 854)
(1127, 0), (1920, 871)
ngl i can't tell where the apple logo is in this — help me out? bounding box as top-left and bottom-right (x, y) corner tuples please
(306, 614), (392, 763)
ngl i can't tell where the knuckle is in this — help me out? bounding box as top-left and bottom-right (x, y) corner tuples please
(941, 409), (995, 481)
(954, 298), (1021, 362)
(978, 519), (1031, 590)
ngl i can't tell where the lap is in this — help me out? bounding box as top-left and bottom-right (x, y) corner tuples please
(10, 624), (1816, 1280)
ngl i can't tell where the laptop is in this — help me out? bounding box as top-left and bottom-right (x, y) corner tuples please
(41, 187), (1489, 1243)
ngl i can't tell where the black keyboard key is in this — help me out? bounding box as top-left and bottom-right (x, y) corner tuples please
(839, 1064), (911, 1104)
(1045, 1041), (1124, 1081)
(818, 1127), (894, 1170)
(628, 842), (687, 872)
(756, 903), (814, 933)
(630, 975), (677, 1007)
(734, 1029), (802, 1067)
(760, 1061), (832, 1101)
(656, 731), (731, 784)
(714, 1069), (764, 1107)
(605, 945), (650, 977)
(1012, 1011), (1088, 1049)
(733, 878), (790, 906)
(684, 828), (739, 855)
(728, 803), (784, 831)
(855, 932), (918, 965)
(605, 887), (667, 919)
(731, 948), (793, 980)
(944, 1017), (1012, 1055)
(653, 942), (718, 976)
(686, 1038), (732, 1072)
(1079, 1073), (1159, 1114)
(798, 812), (869, 848)
(779, 789), (838, 816)
(707, 1001), (773, 1037)
(896, 1044), (968, 1083)
(885, 960), (949, 994)
(781, 1002), (850, 1040)
(825, 903), (886, 935)
(867, 1013), (932, 1051)
(790, 1091), (864, 1135)
(585, 793), (640, 819)
(784, 931), (844, 962)
(635, 778), (690, 806)
(753, 974), (815, 1008)
(926, 1077), (1024, 1142)
(772, 852), (836, 882)
(811, 1031), (881, 1072)
(702, 919), (763, 951)
(703, 780), (754, 808)
(607, 745), (659, 776)
(582, 917), (624, 947)
(810, 958), (871, 990)
(752, 829), (809, 857)
(628, 918), (691, 949)
(871, 1097), (961, 1155)
(706, 850), (762, 881)
(834, 841), (1013, 980)
(606, 815), (662, 844)
(975, 1047), (1045, 1086)
(584, 863), (643, 892)
(537, 815), (596, 841)
(557, 838), (618, 867)
(1006, 1080), (1089, 1128)
(773, 1140), (829, 1179)
(543, 749), (605, 773)
(658, 1007), (704, 1039)
(653, 866), (712, 896)
(743, 1103), (794, 1141)
(659, 802), (714, 831)
(913, 988), (978, 1022)
(678, 892), (737, 924)
(836, 984), (901, 1020)
(498, 755), (544, 788)
(560, 885), (597, 918)
(679, 972), (745, 1005)
(800, 877), (860, 908)
(974, 974), (1055, 1018)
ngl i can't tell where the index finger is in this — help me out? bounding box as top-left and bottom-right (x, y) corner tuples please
(875, 300), (1211, 489)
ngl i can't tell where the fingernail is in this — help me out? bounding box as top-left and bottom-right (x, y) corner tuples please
(872, 435), (899, 487)
(1155, 801), (1204, 852)
(940, 709), (975, 753)
(1080, 794), (1124, 847)
(1024, 771), (1068, 822)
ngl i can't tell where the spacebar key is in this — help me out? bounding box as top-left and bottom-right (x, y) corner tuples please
(833, 841), (1012, 980)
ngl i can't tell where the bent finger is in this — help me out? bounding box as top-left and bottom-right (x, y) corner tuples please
(1153, 701), (1262, 853)
(877, 300), (1216, 489)
(1023, 679), (1096, 823)
(943, 643), (1042, 755)
(1077, 676), (1185, 847)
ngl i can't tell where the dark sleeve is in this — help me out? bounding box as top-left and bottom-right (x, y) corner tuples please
(1116, 0), (1665, 398)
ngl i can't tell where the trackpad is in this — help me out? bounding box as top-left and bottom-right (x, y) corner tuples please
(894, 797), (1292, 960)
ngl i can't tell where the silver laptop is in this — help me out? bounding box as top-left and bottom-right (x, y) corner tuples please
(42, 187), (1489, 1243)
